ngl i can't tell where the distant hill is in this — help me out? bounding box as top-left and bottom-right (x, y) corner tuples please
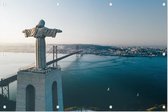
(0, 44), (119, 53)
(0, 44), (166, 57)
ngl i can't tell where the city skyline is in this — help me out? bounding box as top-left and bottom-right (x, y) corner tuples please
(0, 0), (167, 46)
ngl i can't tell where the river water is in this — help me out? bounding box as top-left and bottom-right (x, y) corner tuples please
(0, 52), (167, 110)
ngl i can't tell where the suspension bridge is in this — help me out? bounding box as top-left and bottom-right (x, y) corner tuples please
(0, 45), (82, 100)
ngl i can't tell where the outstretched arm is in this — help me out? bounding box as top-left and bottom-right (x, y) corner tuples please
(56, 29), (62, 33)
(42, 27), (62, 37)
(22, 30), (26, 33)
(22, 27), (36, 37)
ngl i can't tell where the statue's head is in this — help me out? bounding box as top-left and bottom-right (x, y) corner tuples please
(36, 19), (45, 28)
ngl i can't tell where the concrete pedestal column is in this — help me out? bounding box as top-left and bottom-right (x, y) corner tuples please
(16, 69), (64, 111)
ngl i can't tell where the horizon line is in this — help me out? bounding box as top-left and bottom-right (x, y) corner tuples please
(0, 42), (167, 48)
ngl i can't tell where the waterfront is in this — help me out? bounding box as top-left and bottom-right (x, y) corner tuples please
(0, 52), (167, 111)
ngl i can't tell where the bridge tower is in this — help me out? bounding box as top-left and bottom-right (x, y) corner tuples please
(16, 20), (63, 111)
(0, 79), (9, 99)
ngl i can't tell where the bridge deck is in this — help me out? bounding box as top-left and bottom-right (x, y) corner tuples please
(0, 50), (82, 87)
(0, 75), (17, 86)
(46, 50), (82, 66)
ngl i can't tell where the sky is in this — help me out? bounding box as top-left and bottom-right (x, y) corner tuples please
(0, 0), (167, 46)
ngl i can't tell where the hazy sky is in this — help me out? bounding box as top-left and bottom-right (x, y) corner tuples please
(0, 0), (167, 46)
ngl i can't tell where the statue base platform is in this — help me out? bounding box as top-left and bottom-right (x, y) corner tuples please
(16, 68), (63, 111)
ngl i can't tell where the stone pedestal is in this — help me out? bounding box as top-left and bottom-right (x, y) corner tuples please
(16, 69), (64, 111)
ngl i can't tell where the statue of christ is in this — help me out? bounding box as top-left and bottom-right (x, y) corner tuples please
(22, 20), (62, 70)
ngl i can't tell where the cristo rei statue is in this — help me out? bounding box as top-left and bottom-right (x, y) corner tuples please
(22, 19), (62, 70)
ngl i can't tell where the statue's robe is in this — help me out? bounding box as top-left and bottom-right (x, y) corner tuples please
(23, 27), (59, 69)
